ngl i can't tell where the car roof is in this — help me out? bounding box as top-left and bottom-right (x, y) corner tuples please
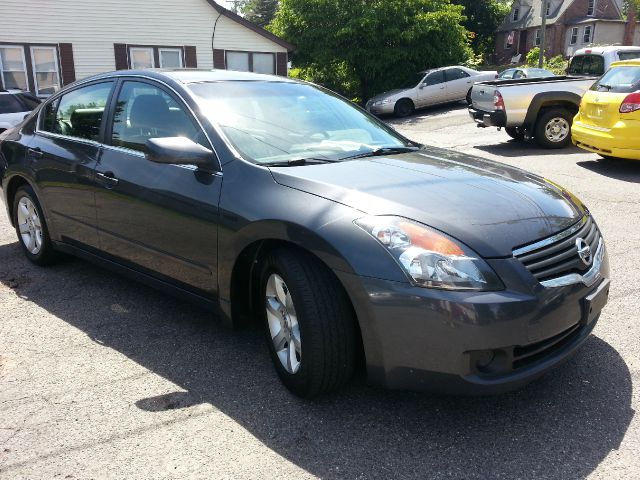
(70, 68), (300, 87)
(418, 65), (468, 74)
(610, 59), (640, 68)
(574, 45), (640, 55)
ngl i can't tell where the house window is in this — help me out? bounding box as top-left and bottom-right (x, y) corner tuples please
(587, 0), (595, 16)
(535, 29), (542, 46)
(30, 46), (61, 96)
(127, 46), (184, 69)
(570, 27), (579, 45)
(505, 31), (515, 49)
(583, 25), (593, 43)
(159, 48), (183, 68)
(513, 7), (520, 21)
(0, 45), (28, 90)
(129, 48), (154, 69)
(226, 51), (275, 75)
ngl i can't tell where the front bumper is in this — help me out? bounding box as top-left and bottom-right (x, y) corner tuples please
(337, 251), (610, 395)
(365, 101), (395, 115)
(468, 107), (506, 128)
(572, 119), (640, 160)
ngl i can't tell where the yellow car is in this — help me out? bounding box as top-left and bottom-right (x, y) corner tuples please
(572, 59), (640, 160)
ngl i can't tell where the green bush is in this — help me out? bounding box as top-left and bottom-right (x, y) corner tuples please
(525, 47), (568, 75)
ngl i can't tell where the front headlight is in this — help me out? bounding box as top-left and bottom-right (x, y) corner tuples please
(355, 216), (503, 291)
(373, 99), (392, 106)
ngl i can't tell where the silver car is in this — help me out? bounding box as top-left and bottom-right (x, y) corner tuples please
(366, 66), (497, 118)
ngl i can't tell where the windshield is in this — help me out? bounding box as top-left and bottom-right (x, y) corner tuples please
(592, 66), (640, 93)
(188, 81), (412, 165)
(400, 72), (426, 89)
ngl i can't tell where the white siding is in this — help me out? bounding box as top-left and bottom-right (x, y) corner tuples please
(0, 0), (287, 80)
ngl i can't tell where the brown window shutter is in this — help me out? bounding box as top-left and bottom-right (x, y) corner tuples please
(184, 46), (197, 68)
(114, 43), (129, 70)
(58, 43), (76, 85)
(213, 49), (226, 69)
(276, 53), (288, 77)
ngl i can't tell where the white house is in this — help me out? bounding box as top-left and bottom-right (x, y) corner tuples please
(0, 0), (295, 96)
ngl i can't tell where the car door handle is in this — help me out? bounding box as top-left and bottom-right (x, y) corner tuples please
(96, 171), (119, 186)
(27, 147), (43, 159)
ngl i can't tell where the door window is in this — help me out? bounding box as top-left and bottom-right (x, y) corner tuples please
(110, 81), (206, 153)
(500, 69), (514, 79)
(40, 82), (113, 141)
(425, 71), (445, 86)
(444, 68), (470, 82)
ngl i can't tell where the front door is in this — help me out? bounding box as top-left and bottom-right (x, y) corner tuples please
(417, 70), (447, 107)
(519, 31), (528, 55)
(95, 79), (221, 295)
(29, 81), (115, 248)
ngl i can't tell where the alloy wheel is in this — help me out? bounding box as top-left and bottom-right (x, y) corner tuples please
(16, 197), (43, 255)
(544, 117), (570, 143)
(265, 273), (301, 374)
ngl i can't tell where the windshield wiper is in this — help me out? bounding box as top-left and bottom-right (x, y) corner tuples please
(261, 157), (339, 167)
(339, 146), (420, 161)
(598, 84), (613, 91)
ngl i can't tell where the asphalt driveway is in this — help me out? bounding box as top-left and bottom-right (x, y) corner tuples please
(1, 104), (638, 479)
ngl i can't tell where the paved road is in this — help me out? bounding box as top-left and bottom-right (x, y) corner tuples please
(1, 104), (639, 479)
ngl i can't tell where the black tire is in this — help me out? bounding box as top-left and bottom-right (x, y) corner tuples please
(505, 127), (525, 141)
(466, 88), (472, 105)
(12, 185), (58, 266)
(259, 248), (357, 398)
(534, 108), (573, 149)
(394, 99), (415, 118)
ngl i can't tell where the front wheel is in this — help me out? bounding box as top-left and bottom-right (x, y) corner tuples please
(260, 248), (357, 398)
(394, 99), (415, 118)
(466, 88), (472, 105)
(534, 108), (573, 149)
(12, 185), (58, 265)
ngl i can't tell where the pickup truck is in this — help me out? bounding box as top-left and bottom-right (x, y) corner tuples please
(468, 45), (640, 149)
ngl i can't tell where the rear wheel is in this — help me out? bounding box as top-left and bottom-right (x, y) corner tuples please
(394, 99), (415, 118)
(260, 248), (357, 398)
(534, 108), (573, 149)
(505, 127), (525, 141)
(12, 185), (58, 265)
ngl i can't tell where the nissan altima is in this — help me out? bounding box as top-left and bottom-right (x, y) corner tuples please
(0, 70), (610, 397)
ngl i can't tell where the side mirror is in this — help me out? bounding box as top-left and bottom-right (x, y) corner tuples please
(419, 83), (427, 89)
(145, 137), (214, 168)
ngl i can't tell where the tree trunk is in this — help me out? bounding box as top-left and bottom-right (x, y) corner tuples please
(624, 4), (637, 46)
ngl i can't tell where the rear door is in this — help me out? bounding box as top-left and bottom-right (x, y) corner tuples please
(417, 70), (447, 107)
(443, 67), (473, 101)
(29, 81), (114, 248)
(95, 78), (221, 295)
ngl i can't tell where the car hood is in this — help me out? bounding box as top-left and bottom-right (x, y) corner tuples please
(269, 146), (586, 257)
(368, 89), (409, 102)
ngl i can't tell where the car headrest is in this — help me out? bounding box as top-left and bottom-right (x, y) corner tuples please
(129, 95), (171, 130)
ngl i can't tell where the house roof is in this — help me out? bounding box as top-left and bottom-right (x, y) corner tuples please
(497, 0), (622, 32)
(206, 0), (295, 51)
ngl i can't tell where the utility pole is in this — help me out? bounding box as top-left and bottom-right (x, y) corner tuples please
(539, 0), (547, 68)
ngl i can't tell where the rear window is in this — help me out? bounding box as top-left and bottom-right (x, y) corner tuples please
(16, 93), (41, 110)
(568, 55), (605, 76)
(618, 51), (640, 61)
(591, 66), (640, 93)
(0, 94), (26, 114)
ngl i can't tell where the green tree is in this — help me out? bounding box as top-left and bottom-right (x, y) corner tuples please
(270, 0), (472, 101)
(240, 0), (279, 28)
(450, 0), (511, 57)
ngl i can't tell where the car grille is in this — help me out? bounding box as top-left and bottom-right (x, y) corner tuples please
(513, 216), (601, 283)
(512, 322), (581, 370)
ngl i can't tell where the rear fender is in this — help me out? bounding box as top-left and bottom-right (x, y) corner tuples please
(523, 92), (582, 133)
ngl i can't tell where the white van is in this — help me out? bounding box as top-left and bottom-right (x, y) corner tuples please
(567, 46), (640, 77)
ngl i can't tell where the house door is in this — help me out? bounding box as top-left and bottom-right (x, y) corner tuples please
(519, 31), (528, 55)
